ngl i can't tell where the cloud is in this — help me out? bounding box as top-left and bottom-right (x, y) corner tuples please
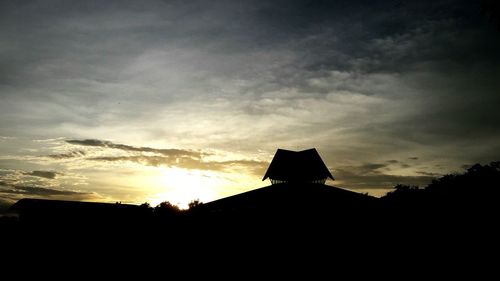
(333, 167), (435, 190)
(351, 163), (389, 175)
(416, 171), (442, 177)
(23, 170), (58, 179)
(67, 139), (203, 158)
(409, 157), (419, 160)
(87, 155), (267, 175)
(0, 180), (97, 199)
(181, 159), (268, 176)
(46, 150), (86, 159)
(0, 168), (92, 203)
(63, 138), (268, 174)
(331, 161), (437, 190)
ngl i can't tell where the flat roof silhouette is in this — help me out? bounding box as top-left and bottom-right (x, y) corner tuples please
(11, 198), (139, 211)
(263, 148), (334, 184)
(10, 198), (144, 224)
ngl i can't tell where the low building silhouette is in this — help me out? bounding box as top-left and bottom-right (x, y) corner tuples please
(10, 198), (147, 226)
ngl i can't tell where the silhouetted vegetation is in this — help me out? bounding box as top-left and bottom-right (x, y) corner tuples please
(153, 201), (181, 223)
(188, 199), (203, 210)
(382, 161), (500, 208)
(483, 0), (500, 29)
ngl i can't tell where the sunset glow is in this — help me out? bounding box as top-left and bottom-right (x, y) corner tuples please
(148, 167), (220, 208)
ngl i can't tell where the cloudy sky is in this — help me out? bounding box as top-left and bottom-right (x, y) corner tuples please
(1, 0), (499, 209)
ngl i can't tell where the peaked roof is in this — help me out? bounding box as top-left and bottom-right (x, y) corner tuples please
(262, 148), (334, 181)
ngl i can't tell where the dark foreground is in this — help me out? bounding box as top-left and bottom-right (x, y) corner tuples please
(2, 163), (500, 272)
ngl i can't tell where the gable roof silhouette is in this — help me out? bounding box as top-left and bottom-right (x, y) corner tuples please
(262, 148), (334, 182)
(193, 183), (377, 223)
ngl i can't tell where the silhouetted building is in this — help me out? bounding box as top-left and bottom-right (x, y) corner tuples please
(10, 198), (146, 225)
(197, 182), (375, 215)
(263, 148), (334, 184)
(193, 149), (375, 225)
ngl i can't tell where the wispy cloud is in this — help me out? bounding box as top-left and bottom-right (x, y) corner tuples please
(87, 155), (267, 175)
(332, 162), (436, 190)
(0, 181), (99, 201)
(61, 138), (266, 174)
(66, 139), (204, 158)
(23, 170), (58, 179)
(416, 171), (442, 177)
(46, 150), (86, 159)
(333, 167), (435, 190)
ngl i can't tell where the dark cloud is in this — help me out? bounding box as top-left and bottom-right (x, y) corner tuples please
(409, 157), (419, 160)
(88, 156), (167, 166)
(67, 139), (203, 158)
(46, 150), (86, 159)
(0, 181), (93, 197)
(182, 159), (268, 176)
(334, 167), (435, 190)
(416, 171), (442, 177)
(332, 161), (437, 190)
(23, 170), (58, 179)
(353, 163), (388, 175)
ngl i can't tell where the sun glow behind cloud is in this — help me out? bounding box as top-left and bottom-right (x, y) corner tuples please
(148, 167), (220, 208)
(0, 137), (269, 208)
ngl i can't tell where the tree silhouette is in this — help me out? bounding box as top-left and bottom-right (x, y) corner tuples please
(154, 201), (180, 217)
(139, 202), (151, 209)
(482, 0), (500, 29)
(188, 199), (203, 210)
(382, 161), (500, 214)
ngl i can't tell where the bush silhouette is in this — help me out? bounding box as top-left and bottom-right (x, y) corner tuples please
(188, 199), (203, 210)
(382, 161), (500, 215)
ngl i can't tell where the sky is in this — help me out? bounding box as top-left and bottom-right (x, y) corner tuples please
(1, 0), (500, 210)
